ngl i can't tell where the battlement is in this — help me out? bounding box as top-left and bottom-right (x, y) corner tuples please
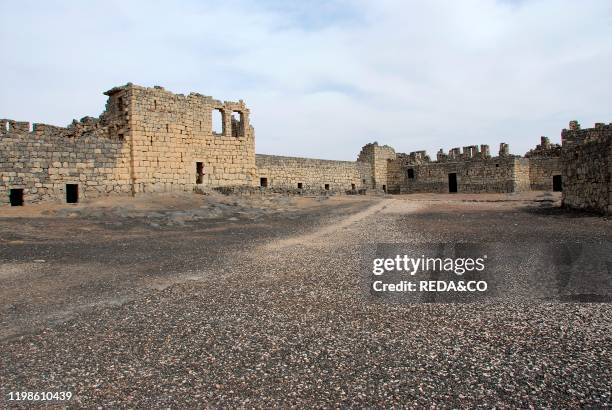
(561, 120), (612, 148)
(525, 136), (561, 158)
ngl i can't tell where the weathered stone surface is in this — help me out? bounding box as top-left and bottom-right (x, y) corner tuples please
(561, 122), (611, 214)
(0, 85), (609, 212)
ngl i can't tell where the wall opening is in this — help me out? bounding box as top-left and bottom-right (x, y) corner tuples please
(407, 168), (415, 179)
(117, 96), (124, 111)
(448, 173), (458, 193)
(4, 122), (9, 132)
(66, 184), (79, 204)
(260, 177), (268, 188)
(297, 182), (303, 189)
(212, 109), (223, 135)
(552, 175), (562, 192)
(231, 111), (244, 138)
(382, 184), (387, 193)
(9, 189), (23, 206)
(351, 183), (356, 190)
(324, 184), (330, 191)
(196, 162), (204, 184)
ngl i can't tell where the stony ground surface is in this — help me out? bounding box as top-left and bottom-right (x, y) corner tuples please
(0, 191), (610, 408)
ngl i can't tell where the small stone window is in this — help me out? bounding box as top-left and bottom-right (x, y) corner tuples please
(407, 168), (415, 179)
(196, 162), (204, 184)
(9, 189), (23, 206)
(231, 111), (244, 138)
(324, 184), (330, 191)
(553, 175), (562, 192)
(260, 177), (268, 188)
(297, 182), (303, 189)
(382, 184), (387, 193)
(495, 164), (499, 168)
(212, 109), (224, 135)
(351, 183), (356, 190)
(66, 184), (79, 204)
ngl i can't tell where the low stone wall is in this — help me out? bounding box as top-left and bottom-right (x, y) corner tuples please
(528, 157), (562, 191)
(255, 154), (371, 193)
(561, 123), (611, 214)
(0, 118), (132, 205)
(389, 157), (529, 194)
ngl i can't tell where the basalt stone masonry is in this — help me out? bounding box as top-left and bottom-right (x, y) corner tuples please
(561, 121), (611, 214)
(1, 84), (609, 213)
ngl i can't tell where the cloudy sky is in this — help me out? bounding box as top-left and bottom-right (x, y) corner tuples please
(1, 0), (611, 160)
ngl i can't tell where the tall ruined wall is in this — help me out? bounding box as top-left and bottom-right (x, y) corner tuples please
(255, 154), (370, 193)
(525, 136), (562, 190)
(125, 84), (256, 193)
(357, 143), (396, 191)
(1, 83), (257, 205)
(561, 122), (611, 214)
(0, 100), (132, 205)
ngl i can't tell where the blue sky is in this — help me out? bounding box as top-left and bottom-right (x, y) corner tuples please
(1, 0), (611, 160)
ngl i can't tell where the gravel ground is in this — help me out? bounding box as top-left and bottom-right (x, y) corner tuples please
(0, 192), (610, 408)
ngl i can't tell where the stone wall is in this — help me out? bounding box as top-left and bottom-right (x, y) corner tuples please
(561, 122), (611, 214)
(387, 143), (531, 194)
(357, 142), (396, 191)
(389, 156), (529, 194)
(1, 83), (258, 205)
(255, 154), (371, 193)
(125, 84), (256, 194)
(0, 101), (132, 205)
(525, 136), (562, 191)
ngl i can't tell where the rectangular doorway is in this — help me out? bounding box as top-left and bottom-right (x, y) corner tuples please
(260, 177), (268, 188)
(448, 173), (458, 193)
(552, 175), (562, 192)
(9, 189), (24, 206)
(66, 184), (79, 203)
(196, 162), (204, 184)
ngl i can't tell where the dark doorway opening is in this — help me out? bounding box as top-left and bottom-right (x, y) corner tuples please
(66, 184), (79, 203)
(260, 177), (268, 188)
(9, 189), (23, 206)
(382, 184), (387, 193)
(407, 168), (415, 179)
(448, 173), (458, 193)
(196, 162), (204, 184)
(324, 184), (330, 191)
(297, 182), (303, 189)
(351, 183), (356, 190)
(552, 175), (562, 192)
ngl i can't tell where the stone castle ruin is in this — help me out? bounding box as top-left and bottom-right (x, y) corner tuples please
(1, 84), (610, 214)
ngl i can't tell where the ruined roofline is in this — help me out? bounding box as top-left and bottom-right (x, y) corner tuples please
(0, 83), (251, 139)
(0, 116), (107, 137)
(104, 82), (248, 109)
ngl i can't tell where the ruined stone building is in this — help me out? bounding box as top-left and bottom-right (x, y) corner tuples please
(1, 84), (610, 214)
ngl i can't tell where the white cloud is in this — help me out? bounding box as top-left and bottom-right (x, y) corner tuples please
(1, 0), (611, 160)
